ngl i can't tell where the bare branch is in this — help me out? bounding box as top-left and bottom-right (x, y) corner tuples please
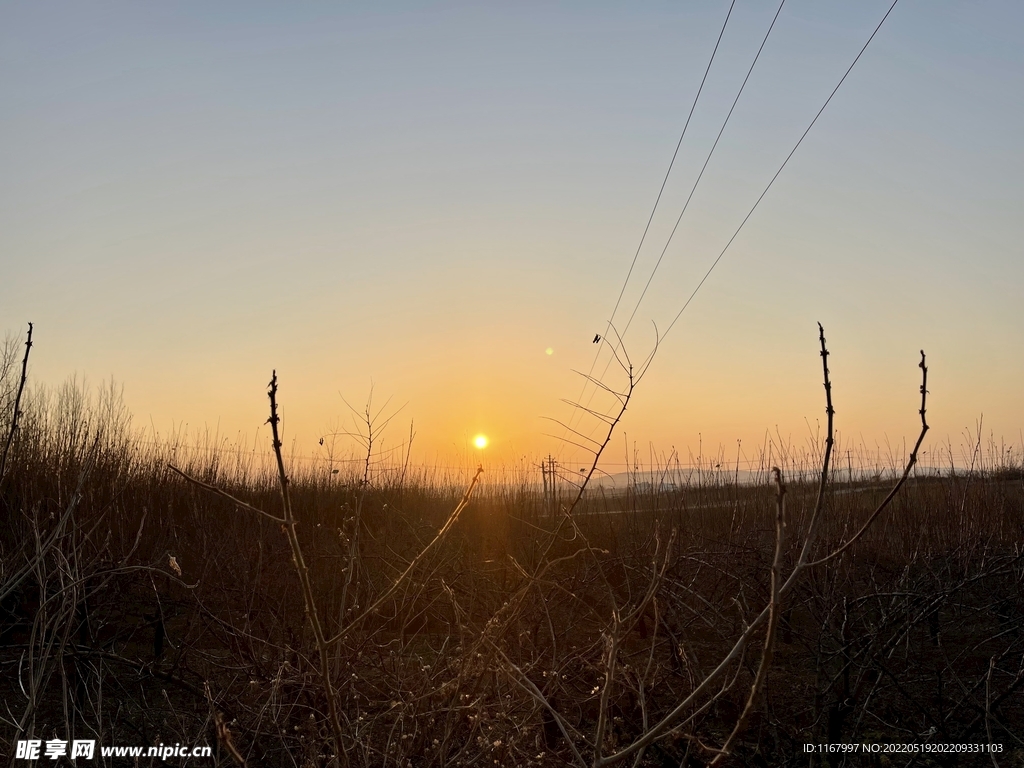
(327, 464), (484, 646)
(807, 350), (928, 567)
(539, 416), (603, 447)
(266, 371), (347, 767)
(167, 465), (285, 524)
(711, 468), (786, 764)
(0, 322), (33, 488)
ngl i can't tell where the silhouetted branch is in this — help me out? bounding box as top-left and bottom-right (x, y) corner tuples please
(167, 464), (286, 524)
(0, 322), (32, 487)
(267, 371), (347, 767)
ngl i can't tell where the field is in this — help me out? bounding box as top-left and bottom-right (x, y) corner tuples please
(2, 334), (1022, 768)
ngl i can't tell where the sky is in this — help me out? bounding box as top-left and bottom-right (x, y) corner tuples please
(2, 1), (1022, 475)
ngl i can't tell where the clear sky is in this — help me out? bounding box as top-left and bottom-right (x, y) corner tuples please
(3, 1), (1022, 473)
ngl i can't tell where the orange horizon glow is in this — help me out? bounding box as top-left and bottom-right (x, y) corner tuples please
(2, 4), (1021, 476)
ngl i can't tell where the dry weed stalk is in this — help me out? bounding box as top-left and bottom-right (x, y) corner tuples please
(329, 389), (405, 623)
(326, 462), (483, 646)
(266, 372), (347, 766)
(171, 373), (346, 764)
(0, 322), (33, 488)
(170, 370), (484, 766)
(708, 466), (785, 765)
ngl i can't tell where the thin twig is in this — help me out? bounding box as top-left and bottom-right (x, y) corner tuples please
(167, 465), (286, 524)
(0, 322), (33, 488)
(710, 467), (786, 764)
(807, 350), (928, 567)
(491, 645), (589, 768)
(986, 656), (1001, 768)
(267, 371), (347, 767)
(327, 464), (484, 645)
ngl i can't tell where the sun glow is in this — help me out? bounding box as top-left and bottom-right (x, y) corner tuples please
(473, 434), (489, 450)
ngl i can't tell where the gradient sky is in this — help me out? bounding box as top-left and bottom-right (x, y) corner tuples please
(3, 1), (1022, 473)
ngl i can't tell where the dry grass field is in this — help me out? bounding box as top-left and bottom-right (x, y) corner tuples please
(2, 330), (1022, 767)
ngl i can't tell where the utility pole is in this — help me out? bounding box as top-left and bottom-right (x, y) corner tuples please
(541, 458), (549, 514)
(545, 455), (558, 518)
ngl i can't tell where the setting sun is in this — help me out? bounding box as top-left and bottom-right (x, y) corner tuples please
(473, 434), (488, 449)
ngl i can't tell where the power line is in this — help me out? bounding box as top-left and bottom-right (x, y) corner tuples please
(661, 0), (900, 343)
(601, 0), (737, 337)
(620, 0), (787, 340)
(565, 0), (787, 456)
(559, 0), (738, 452)
(561, 0), (902, 462)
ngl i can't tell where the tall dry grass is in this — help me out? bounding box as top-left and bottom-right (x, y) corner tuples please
(1, 326), (1022, 766)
